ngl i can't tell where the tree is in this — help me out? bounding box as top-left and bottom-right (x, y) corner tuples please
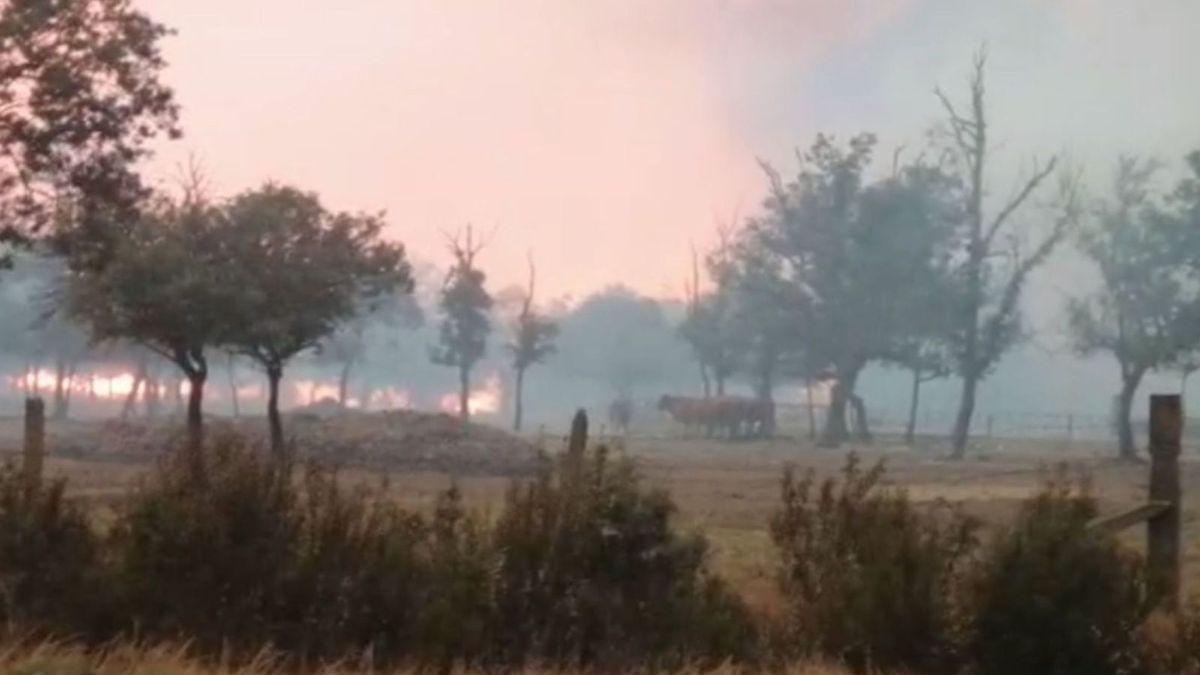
(889, 340), (952, 446)
(1067, 157), (1200, 459)
(221, 184), (412, 458)
(749, 135), (959, 446)
(64, 191), (237, 473)
(507, 255), (558, 431)
(430, 225), (492, 420)
(723, 225), (809, 411)
(557, 286), (690, 398)
(0, 0), (178, 265)
(679, 237), (740, 398)
(935, 50), (1079, 458)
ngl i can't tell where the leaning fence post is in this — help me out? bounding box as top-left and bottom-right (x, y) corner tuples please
(1147, 394), (1182, 610)
(23, 397), (45, 496)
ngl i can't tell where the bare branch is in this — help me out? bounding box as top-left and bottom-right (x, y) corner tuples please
(983, 157), (1058, 249)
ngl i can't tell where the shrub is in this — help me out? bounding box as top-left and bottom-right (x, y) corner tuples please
(1137, 602), (1200, 675)
(770, 454), (977, 673)
(113, 433), (298, 653)
(0, 461), (106, 637)
(491, 445), (756, 668)
(966, 471), (1150, 675)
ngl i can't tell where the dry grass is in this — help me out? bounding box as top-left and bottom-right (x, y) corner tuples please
(4, 416), (1200, 615)
(0, 641), (862, 675)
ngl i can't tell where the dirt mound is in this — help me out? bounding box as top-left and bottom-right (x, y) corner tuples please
(279, 409), (541, 475)
(38, 410), (542, 476)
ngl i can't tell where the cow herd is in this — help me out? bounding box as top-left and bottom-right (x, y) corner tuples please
(656, 394), (775, 439)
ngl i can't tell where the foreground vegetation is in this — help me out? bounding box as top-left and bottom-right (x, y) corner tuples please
(1, 430), (1199, 674)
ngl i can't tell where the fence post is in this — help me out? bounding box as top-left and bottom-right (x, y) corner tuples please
(565, 409), (588, 479)
(23, 397), (45, 496)
(1147, 394), (1182, 610)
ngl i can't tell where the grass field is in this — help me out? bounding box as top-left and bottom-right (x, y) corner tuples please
(4, 416), (1197, 618)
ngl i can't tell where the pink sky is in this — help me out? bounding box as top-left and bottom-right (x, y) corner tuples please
(137, 1), (1200, 305)
(138, 1), (907, 301)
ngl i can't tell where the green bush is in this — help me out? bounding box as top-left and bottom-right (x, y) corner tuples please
(491, 445), (757, 668)
(113, 433), (298, 652)
(770, 454), (977, 673)
(0, 461), (106, 637)
(966, 471), (1151, 675)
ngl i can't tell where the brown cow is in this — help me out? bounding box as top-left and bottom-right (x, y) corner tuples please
(658, 395), (774, 439)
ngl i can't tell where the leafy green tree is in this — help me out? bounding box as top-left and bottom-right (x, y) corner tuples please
(221, 184), (412, 457)
(934, 51), (1080, 458)
(1067, 157), (1200, 459)
(64, 191), (237, 470)
(0, 0), (178, 265)
(749, 135), (960, 446)
(430, 225), (493, 420)
(507, 256), (557, 431)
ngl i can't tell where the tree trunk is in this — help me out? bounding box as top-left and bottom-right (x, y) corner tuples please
(699, 363), (711, 399)
(267, 364), (285, 461)
(185, 371), (206, 480)
(458, 365), (471, 420)
(144, 377), (160, 419)
(716, 373), (726, 397)
(52, 358), (68, 420)
(905, 367), (922, 446)
(820, 365), (861, 447)
(805, 377), (817, 441)
(121, 363), (146, 420)
(513, 367), (525, 431)
(226, 355), (240, 418)
(337, 360), (352, 408)
(1116, 368), (1144, 460)
(951, 369), (979, 459)
(757, 365), (776, 437)
(849, 393), (871, 442)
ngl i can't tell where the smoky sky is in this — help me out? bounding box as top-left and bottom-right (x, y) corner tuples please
(138, 0), (1200, 304)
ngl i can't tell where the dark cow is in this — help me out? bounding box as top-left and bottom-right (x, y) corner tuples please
(658, 394), (774, 439)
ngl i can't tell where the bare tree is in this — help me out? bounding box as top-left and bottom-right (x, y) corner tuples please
(935, 49), (1078, 458)
(507, 254), (558, 431)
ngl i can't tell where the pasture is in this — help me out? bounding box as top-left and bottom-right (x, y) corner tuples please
(5, 414), (1197, 616)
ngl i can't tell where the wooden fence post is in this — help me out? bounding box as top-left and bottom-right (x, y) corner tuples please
(1148, 394), (1182, 610)
(565, 409), (588, 479)
(23, 397), (45, 496)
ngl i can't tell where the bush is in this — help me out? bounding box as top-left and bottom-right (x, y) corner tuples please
(770, 454), (977, 673)
(491, 445), (756, 668)
(0, 461), (106, 637)
(1137, 602), (1200, 675)
(113, 433), (498, 669)
(966, 471), (1150, 675)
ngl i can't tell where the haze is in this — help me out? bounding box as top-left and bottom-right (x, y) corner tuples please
(138, 0), (1200, 301)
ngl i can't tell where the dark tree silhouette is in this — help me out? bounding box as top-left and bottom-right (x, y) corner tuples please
(507, 255), (558, 431)
(430, 225), (493, 420)
(221, 183), (412, 459)
(935, 50), (1079, 458)
(0, 0), (179, 265)
(1067, 156), (1200, 459)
